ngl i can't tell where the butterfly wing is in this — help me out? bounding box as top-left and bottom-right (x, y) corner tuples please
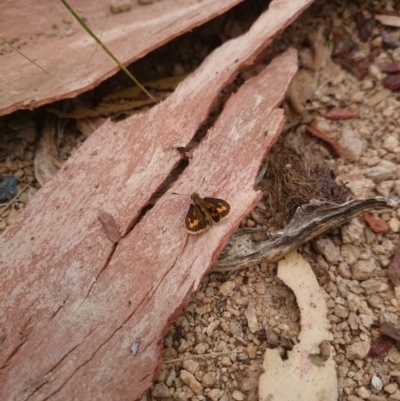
(203, 198), (231, 223)
(185, 204), (209, 234)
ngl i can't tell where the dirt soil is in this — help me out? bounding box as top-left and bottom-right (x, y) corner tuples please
(1, 0), (400, 400)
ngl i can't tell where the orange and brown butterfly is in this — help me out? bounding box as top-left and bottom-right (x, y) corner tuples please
(185, 192), (231, 234)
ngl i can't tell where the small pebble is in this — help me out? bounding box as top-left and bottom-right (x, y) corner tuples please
(207, 389), (224, 401)
(346, 341), (370, 360)
(371, 375), (383, 391)
(232, 390), (245, 401)
(0, 176), (18, 201)
(219, 281), (236, 297)
(384, 382), (398, 394)
(352, 260), (376, 280)
(383, 135), (399, 152)
(152, 382), (170, 398)
(180, 370), (204, 395)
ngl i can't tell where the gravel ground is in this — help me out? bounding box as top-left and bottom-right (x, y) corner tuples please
(1, 0), (400, 400)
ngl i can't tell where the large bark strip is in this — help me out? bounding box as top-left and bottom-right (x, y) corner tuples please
(1, 49), (297, 401)
(0, 0), (312, 399)
(0, 0), (244, 116)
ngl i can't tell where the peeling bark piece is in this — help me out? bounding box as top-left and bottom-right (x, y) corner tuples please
(0, 0), (245, 116)
(0, 2), (308, 396)
(383, 73), (400, 91)
(215, 197), (389, 271)
(98, 210), (121, 243)
(259, 251), (338, 401)
(363, 212), (389, 234)
(369, 336), (395, 358)
(324, 107), (359, 120)
(387, 247), (400, 287)
(380, 321), (400, 342)
(305, 125), (345, 158)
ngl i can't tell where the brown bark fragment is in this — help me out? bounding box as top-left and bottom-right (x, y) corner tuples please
(324, 107), (359, 120)
(305, 125), (345, 159)
(369, 336), (395, 358)
(98, 210), (121, 243)
(0, 0), (245, 116)
(377, 62), (400, 73)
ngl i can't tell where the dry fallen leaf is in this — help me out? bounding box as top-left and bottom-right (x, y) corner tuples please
(305, 125), (345, 159)
(259, 251), (338, 401)
(363, 212), (389, 234)
(324, 106), (359, 120)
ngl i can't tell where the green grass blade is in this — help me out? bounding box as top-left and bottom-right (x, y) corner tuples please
(0, 36), (53, 76)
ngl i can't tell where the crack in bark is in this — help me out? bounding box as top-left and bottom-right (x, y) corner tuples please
(0, 340), (26, 370)
(83, 242), (117, 301)
(29, 249), (185, 399)
(25, 327), (97, 401)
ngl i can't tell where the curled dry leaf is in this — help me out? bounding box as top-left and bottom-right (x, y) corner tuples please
(305, 125), (345, 159)
(387, 247), (400, 287)
(369, 336), (395, 358)
(363, 212), (389, 234)
(324, 106), (359, 120)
